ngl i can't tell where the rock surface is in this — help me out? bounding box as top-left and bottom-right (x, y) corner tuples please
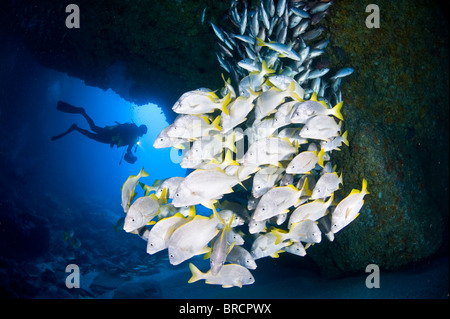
(307, 0), (448, 277)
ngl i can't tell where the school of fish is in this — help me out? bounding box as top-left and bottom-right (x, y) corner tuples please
(121, 0), (368, 288)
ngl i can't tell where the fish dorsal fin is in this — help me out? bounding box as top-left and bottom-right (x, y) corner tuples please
(319, 100), (329, 109)
(172, 212), (185, 219)
(317, 148), (325, 168)
(300, 177), (310, 193)
(310, 91), (318, 102)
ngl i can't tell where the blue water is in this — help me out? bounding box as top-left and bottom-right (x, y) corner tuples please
(0, 35), (448, 300)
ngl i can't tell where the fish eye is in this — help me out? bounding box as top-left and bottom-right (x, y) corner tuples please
(176, 193), (180, 197)
(160, 138), (164, 142)
(170, 254), (174, 258)
(261, 207), (265, 211)
(317, 189), (320, 192)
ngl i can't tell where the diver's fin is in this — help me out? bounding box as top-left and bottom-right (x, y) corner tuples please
(56, 101), (85, 114)
(50, 124), (78, 141)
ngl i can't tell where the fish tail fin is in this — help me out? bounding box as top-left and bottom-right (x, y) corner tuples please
(342, 130), (349, 146)
(287, 80), (296, 94)
(271, 228), (288, 245)
(139, 167), (149, 178)
(339, 171), (344, 185)
(317, 148), (325, 168)
(139, 182), (150, 196)
(310, 91), (318, 102)
(301, 177), (312, 197)
(261, 60), (275, 76)
(362, 178), (370, 195)
(256, 37), (265, 47)
(188, 263), (204, 283)
(223, 149), (239, 167)
(220, 92), (231, 116)
(331, 101), (344, 121)
(210, 115), (222, 132)
(224, 131), (237, 153)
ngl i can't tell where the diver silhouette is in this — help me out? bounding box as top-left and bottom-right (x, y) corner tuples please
(51, 101), (147, 164)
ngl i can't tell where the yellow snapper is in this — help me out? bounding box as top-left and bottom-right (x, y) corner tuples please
(146, 208), (194, 255)
(121, 167), (149, 213)
(256, 37), (301, 61)
(272, 219), (322, 244)
(226, 246), (257, 269)
(273, 101), (300, 129)
(252, 184), (303, 222)
(168, 213), (220, 265)
(172, 89), (231, 115)
(320, 131), (349, 152)
(288, 194), (334, 228)
(153, 125), (189, 149)
(155, 176), (184, 199)
(284, 241), (307, 256)
(220, 90), (259, 133)
(299, 115), (341, 140)
(276, 127), (308, 145)
(250, 232), (291, 259)
(311, 172), (343, 199)
(254, 81), (300, 122)
(286, 149), (325, 174)
(252, 166), (284, 198)
(290, 94), (344, 124)
(210, 214), (234, 275)
(172, 168), (241, 208)
(166, 114), (221, 139)
(123, 195), (160, 232)
(331, 179), (369, 234)
(188, 263), (255, 288)
(268, 75), (305, 100)
(239, 60), (275, 96)
(243, 137), (297, 166)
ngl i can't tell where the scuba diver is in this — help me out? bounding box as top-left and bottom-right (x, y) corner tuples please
(51, 101), (147, 164)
